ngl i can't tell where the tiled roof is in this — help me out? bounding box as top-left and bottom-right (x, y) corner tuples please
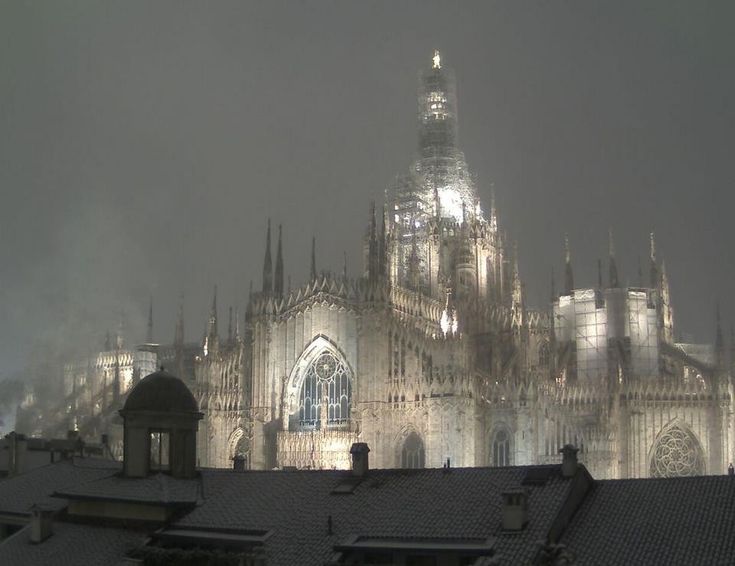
(562, 475), (735, 565)
(0, 522), (147, 566)
(178, 465), (572, 565)
(56, 470), (201, 505)
(0, 457), (119, 516)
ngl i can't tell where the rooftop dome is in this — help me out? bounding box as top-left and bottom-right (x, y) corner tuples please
(122, 369), (199, 414)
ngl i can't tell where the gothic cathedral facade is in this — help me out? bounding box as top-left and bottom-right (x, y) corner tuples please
(18, 52), (734, 480)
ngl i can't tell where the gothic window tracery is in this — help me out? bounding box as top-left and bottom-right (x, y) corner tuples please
(491, 428), (511, 467)
(650, 424), (705, 478)
(538, 341), (550, 368)
(297, 351), (351, 430)
(401, 432), (425, 469)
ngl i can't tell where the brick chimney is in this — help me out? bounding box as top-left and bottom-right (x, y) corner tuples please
(559, 444), (579, 478)
(501, 490), (528, 531)
(350, 442), (370, 477)
(29, 505), (53, 544)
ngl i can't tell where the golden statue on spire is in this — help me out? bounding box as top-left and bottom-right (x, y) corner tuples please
(432, 49), (441, 69)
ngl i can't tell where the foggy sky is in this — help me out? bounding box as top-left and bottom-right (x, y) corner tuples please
(1, 1), (734, 377)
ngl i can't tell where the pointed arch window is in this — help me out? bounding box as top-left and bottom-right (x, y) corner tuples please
(401, 432), (425, 469)
(491, 428), (511, 467)
(538, 341), (550, 367)
(298, 351), (351, 430)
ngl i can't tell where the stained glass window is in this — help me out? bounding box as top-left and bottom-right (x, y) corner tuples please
(298, 351), (351, 430)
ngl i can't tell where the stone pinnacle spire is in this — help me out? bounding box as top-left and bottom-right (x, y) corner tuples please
(715, 302), (725, 370)
(227, 306), (233, 342)
(274, 224), (284, 298)
(146, 296), (154, 344)
(310, 236), (317, 281)
(174, 296), (184, 346)
(649, 231), (659, 288)
(564, 235), (574, 295)
(208, 285), (218, 339)
(262, 219), (273, 295)
(608, 229), (619, 288)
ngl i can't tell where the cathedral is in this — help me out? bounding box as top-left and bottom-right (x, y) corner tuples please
(16, 51), (734, 480)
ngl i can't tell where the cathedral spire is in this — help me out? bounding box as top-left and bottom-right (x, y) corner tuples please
(489, 184), (497, 232)
(274, 224), (284, 298)
(262, 219), (273, 295)
(419, 49), (458, 158)
(608, 229), (619, 288)
(342, 251), (348, 282)
(659, 259), (674, 342)
(550, 267), (556, 302)
(208, 286), (218, 335)
(174, 295), (185, 346)
(227, 306), (233, 342)
(511, 241), (522, 314)
(146, 296), (154, 344)
(115, 311), (124, 350)
(310, 236), (317, 281)
(368, 202), (378, 282)
(597, 259), (603, 289)
(715, 302), (725, 371)
(234, 306), (241, 342)
(564, 235), (574, 295)
(649, 231), (659, 288)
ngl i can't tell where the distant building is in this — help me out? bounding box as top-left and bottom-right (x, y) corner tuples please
(15, 51), (735, 479)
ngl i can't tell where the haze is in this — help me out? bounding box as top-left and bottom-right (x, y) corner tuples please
(1, 0), (733, 379)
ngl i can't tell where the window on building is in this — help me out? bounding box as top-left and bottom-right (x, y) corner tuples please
(401, 432), (425, 469)
(150, 430), (170, 472)
(650, 423), (705, 478)
(492, 428), (511, 467)
(538, 341), (550, 367)
(298, 351), (351, 430)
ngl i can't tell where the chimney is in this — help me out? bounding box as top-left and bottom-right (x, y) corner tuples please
(7, 431), (27, 477)
(560, 444), (579, 478)
(29, 505), (53, 544)
(350, 442), (370, 477)
(501, 490), (528, 531)
(233, 455), (246, 472)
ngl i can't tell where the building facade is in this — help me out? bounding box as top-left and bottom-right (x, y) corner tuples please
(16, 51), (735, 479)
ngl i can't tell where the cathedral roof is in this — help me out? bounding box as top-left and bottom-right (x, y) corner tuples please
(121, 369), (199, 414)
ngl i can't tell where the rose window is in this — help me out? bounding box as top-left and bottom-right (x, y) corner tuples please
(650, 425), (705, 478)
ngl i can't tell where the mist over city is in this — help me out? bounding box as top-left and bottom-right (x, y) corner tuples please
(1, 3), (735, 564)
